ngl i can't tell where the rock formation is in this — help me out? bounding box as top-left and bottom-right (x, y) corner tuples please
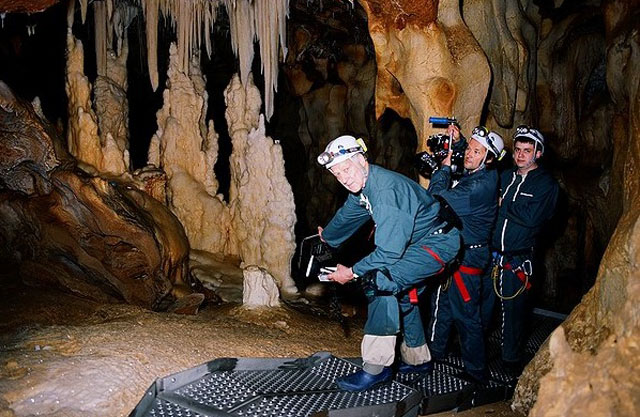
(242, 265), (281, 308)
(0, 80), (191, 309)
(462, 0), (538, 131)
(149, 43), (232, 256)
(65, 27), (129, 176)
(359, 0), (490, 160)
(513, 0), (640, 413)
(225, 74), (298, 297)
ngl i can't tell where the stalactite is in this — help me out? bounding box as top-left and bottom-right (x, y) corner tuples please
(127, 0), (288, 120)
(112, 4), (137, 57)
(93, 0), (108, 76)
(225, 0), (255, 88)
(141, 0), (159, 91)
(79, 0), (88, 24)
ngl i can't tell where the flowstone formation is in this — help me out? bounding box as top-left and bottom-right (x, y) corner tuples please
(148, 41), (298, 298)
(512, 1), (640, 414)
(0, 81), (192, 309)
(462, 0), (537, 130)
(358, 0), (490, 158)
(149, 43), (232, 256)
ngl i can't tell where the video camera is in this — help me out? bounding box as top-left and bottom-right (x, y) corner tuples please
(414, 116), (467, 179)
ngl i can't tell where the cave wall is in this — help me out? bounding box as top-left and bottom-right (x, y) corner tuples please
(513, 0), (640, 413)
(0, 80), (190, 309)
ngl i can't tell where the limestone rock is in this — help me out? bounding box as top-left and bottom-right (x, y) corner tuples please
(150, 43), (232, 256)
(513, 2), (640, 414)
(0, 81), (191, 309)
(65, 30), (129, 176)
(225, 74), (298, 298)
(462, 0), (538, 129)
(0, 82), (68, 196)
(359, 0), (490, 161)
(242, 266), (281, 309)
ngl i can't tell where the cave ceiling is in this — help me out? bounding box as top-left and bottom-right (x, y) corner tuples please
(0, 0), (61, 14)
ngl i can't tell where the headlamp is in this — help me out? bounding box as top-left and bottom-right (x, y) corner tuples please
(317, 139), (367, 166)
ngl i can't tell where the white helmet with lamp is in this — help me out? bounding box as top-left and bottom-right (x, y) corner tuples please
(470, 126), (506, 161)
(317, 135), (368, 169)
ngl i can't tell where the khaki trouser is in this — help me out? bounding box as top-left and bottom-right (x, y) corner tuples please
(361, 335), (431, 371)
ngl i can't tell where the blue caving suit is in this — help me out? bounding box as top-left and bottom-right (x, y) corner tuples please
(322, 164), (460, 366)
(427, 164), (498, 379)
(481, 165), (558, 363)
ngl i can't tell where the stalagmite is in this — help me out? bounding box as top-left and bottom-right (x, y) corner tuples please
(65, 26), (130, 176)
(150, 43), (232, 255)
(93, 41), (131, 175)
(225, 74), (298, 298)
(242, 266), (281, 309)
(65, 30), (101, 168)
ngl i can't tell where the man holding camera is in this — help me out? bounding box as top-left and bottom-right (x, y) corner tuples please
(318, 134), (460, 392)
(481, 125), (558, 372)
(426, 125), (503, 383)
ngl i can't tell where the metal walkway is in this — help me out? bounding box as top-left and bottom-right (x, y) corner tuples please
(129, 310), (563, 417)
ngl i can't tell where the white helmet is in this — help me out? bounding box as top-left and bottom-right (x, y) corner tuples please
(514, 125), (545, 155)
(317, 135), (367, 168)
(470, 126), (506, 160)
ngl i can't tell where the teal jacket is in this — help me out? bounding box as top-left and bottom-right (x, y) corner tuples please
(322, 164), (445, 277)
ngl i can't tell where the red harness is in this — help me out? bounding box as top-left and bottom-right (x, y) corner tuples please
(502, 263), (532, 290)
(452, 265), (484, 302)
(412, 246), (448, 304)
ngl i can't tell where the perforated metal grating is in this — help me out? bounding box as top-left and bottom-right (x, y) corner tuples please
(130, 311), (564, 417)
(131, 353), (421, 417)
(147, 398), (204, 417)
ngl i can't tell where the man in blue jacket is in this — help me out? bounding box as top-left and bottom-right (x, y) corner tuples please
(481, 125), (559, 372)
(318, 135), (460, 392)
(427, 125), (503, 383)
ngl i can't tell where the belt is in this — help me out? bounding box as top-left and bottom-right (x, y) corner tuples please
(430, 222), (455, 236)
(503, 262), (532, 290)
(492, 247), (533, 257)
(465, 243), (487, 249)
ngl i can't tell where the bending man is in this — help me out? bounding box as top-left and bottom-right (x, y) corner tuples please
(318, 135), (460, 392)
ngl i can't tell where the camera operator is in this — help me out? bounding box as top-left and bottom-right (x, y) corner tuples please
(427, 125), (503, 383)
(480, 125), (558, 373)
(318, 135), (460, 392)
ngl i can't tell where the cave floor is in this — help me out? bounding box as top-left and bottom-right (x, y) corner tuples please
(0, 278), (522, 417)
